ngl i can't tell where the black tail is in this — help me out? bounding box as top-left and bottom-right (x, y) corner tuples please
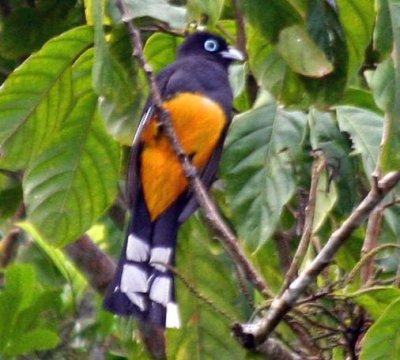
(104, 191), (181, 328)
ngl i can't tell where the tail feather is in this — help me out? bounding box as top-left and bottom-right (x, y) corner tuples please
(104, 192), (182, 328)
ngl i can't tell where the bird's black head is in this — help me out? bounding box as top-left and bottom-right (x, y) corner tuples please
(177, 31), (244, 67)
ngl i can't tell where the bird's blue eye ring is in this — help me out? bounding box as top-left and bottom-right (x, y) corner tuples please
(204, 39), (219, 52)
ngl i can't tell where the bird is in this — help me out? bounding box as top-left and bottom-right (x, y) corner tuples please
(104, 31), (244, 328)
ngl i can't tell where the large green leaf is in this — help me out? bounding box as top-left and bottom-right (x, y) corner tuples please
(276, 24), (333, 77)
(23, 50), (120, 247)
(167, 216), (246, 360)
(144, 32), (182, 73)
(369, 58), (395, 112)
(351, 286), (400, 320)
(0, 264), (60, 355)
(302, 0), (348, 105)
(0, 26), (93, 170)
(336, 106), (383, 179)
(247, 26), (305, 105)
(243, 0), (301, 42)
(336, 0), (374, 80)
(309, 109), (357, 214)
(187, 0), (225, 26)
(109, 0), (187, 29)
(5, 328), (59, 356)
(380, 1), (400, 172)
(221, 97), (307, 250)
(359, 297), (400, 359)
(93, 0), (147, 145)
(374, 0), (393, 57)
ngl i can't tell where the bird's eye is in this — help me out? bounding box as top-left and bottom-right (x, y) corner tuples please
(204, 39), (219, 52)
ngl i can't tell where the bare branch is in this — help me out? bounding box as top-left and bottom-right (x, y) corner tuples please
(360, 206), (384, 284)
(64, 234), (116, 295)
(282, 151), (326, 290)
(233, 171), (400, 348)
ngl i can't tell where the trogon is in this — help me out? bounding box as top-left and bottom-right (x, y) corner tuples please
(104, 31), (243, 328)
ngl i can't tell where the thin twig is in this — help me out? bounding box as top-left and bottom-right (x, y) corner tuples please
(115, 0), (271, 298)
(345, 243), (400, 286)
(233, 171), (400, 348)
(281, 151), (326, 291)
(360, 205), (384, 284)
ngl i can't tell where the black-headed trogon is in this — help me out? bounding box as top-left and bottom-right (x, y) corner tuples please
(104, 31), (243, 328)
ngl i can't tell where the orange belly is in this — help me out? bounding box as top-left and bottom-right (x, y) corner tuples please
(140, 93), (227, 220)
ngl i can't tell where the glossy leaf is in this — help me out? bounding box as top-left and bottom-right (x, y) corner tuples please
(336, 106), (383, 179)
(336, 0), (374, 79)
(352, 287), (400, 320)
(374, 0), (393, 57)
(302, 0), (348, 105)
(243, 0), (301, 42)
(276, 25), (333, 77)
(312, 172), (337, 233)
(5, 329), (59, 356)
(187, 0), (225, 26)
(380, 1), (400, 172)
(359, 297), (400, 359)
(369, 58), (395, 112)
(167, 216), (246, 359)
(144, 32), (182, 73)
(0, 264), (60, 355)
(221, 98), (307, 250)
(93, 0), (147, 145)
(309, 109), (356, 214)
(110, 0), (187, 29)
(0, 26), (93, 170)
(24, 51), (120, 247)
(247, 26), (305, 105)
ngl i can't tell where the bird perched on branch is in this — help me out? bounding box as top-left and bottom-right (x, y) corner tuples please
(104, 31), (243, 328)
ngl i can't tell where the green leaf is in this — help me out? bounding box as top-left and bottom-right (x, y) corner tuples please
(374, 0), (393, 57)
(167, 216), (246, 360)
(144, 32), (182, 73)
(187, 0), (225, 26)
(309, 109), (357, 214)
(0, 264), (36, 351)
(221, 98), (307, 250)
(336, 0), (374, 79)
(0, 26), (94, 170)
(336, 106), (383, 179)
(359, 297), (400, 359)
(5, 328), (59, 356)
(302, 0), (348, 105)
(243, 0), (301, 42)
(352, 286), (400, 320)
(312, 172), (337, 233)
(247, 26), (305, 105)
(18, 222), (87, 296)
(110, 0), (187, 29)
(92, 1), (147, 145)
(380, 1), (400, 172)
(23, 50), (120, 247)
(369, 58), (395, 112)
(276, 24), (333, 77)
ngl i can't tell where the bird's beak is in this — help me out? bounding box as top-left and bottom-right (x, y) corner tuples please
(220, 46), (245, 61)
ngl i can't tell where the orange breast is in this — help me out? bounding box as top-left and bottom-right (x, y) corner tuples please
(140, 93), (227, 220)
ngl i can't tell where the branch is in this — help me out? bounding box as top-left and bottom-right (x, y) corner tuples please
(115, 0), (271, 298)
(64, 234), (116, 295)
(233, 171), (400, 348)
(281, 151), (326, 290)
(360, 205), (384, 284)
